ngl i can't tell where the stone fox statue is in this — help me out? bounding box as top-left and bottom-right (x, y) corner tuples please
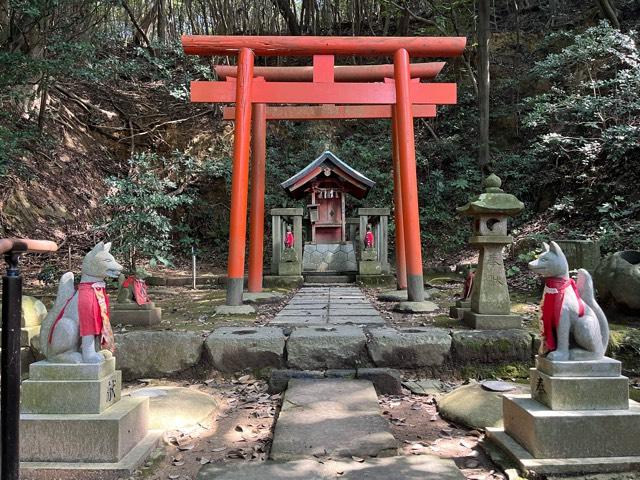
(528, 241), (609, 361)
(40, 242), (123, 364)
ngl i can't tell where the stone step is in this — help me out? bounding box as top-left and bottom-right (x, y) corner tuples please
(303, 274), (356, 284)
(198, 455), (465, 479)
(270, 379), (397, 461)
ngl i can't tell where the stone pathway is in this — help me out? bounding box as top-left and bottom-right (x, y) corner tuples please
(270, 379), (397, 460)
(271, 286), (384, 326)
(198, 378), (465, 480)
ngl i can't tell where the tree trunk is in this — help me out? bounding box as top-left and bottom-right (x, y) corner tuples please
(596, 0), (620, 29)
(478, 0), (492, 174)
(271, 0), (300, 35)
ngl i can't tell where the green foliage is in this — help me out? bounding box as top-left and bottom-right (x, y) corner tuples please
(100, 152), (193, 270)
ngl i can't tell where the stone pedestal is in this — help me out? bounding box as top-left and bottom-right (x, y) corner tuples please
(279, 247), (302, 276)
(357, 208), (390, 273)
(463, 237), (522, 329)
(271, 208), (303, 276)
(359, 247), (382, 275)
(487, 356), (640, 475)
(20, 359), (161, 476)
(110, 301), (162, 327)
(449, 299), (470, 320)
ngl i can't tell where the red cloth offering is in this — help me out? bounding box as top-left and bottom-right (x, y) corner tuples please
(540, 277), (585, 351)
(49, 281), (115, 353)
(365, 231), (374, 248)
(122, 276), (150, 305)
(285, 231), (295, 249)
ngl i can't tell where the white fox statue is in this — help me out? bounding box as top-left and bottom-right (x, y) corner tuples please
(528, 241), (609, 361)
(40, 242), (123, 364)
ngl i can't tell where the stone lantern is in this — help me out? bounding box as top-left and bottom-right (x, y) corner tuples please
(456, 174), (524, 329)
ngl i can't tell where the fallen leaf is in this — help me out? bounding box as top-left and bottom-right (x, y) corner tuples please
(351, 456), (364, 462)
(177, 444), (194, 451)
(211, 446), (226, 452)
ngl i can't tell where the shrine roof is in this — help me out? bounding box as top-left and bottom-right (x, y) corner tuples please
(280, 151), (375, 200)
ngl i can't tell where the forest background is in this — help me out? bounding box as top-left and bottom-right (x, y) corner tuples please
(1, 0), (639, 277)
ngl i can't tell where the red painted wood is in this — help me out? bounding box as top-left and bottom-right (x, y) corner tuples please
(215, 62), (445, 82)
(391, 106), (407, 290)
(182, 35), (467, 57)
(222, 104), (436, 120)
(226, 48), (254, 303)
(248, 103), (267, 293)
(191, 80), (456, 105)
(395, 48), (424, 300)
(313, 55), (334, 82)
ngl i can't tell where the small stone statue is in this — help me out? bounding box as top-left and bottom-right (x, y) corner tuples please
(284, 224), (295, 249)
(462, 270), (475, 300)
(39, 242), (123, 364)
(364, 224), (374, 249)
(528, 241), (609, 361)
(117, 269), (150, 305)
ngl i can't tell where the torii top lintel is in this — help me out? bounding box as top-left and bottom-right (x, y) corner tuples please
(181, 35), (467, 57)
(214, 62), (445, 82)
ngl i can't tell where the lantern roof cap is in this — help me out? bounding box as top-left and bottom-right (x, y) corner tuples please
(457, 174), (524, 217)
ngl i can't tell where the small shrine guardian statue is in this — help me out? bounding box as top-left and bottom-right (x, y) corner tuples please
(117, 268), (150, 305)
(528, 241), (609, 361)
(284, 224), (295, 249)
(39, 242), (123, 364)
(364, 223), (375, 249)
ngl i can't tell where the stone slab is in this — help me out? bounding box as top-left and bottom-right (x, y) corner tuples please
(535, 355), (622, 377)
(198, 456), (464, 479)
(329, 308), (379, 316)
(21, 370), (122, 414)
(270, 379), (397, 461)
(29, 358), (116, 381)
(367, 327), (451, 368)
(269, 369), (402, 395)
(20, 430), (163, 480)
(110, 305), (161, 326)
(451, 330), (532, 363)
(503, 395), (640, 458)
(129, 385), (218, 431)
(271, 316), (327, 326)
(21, 396), (149, 463)
(329, 315), (385, 326)
(487, 428), (640, 475)
(205, 326), (285, 372)
(531, 368), (629, 410)
(448, 305), (470, 320)
(215, 304), (256, 315)
(463, 311), (523, 329)
(281, 304), (328, 311)
(377, 290), (408, 302)
(287, 326), (369, 370)
(394, 301), (439, 313)
(242, 291), (285, 304)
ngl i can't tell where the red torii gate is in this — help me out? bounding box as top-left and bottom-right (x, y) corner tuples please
(182, 35), (467, 306)
(217, 63), (442, 294)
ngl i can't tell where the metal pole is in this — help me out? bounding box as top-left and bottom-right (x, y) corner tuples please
(192, 246), (197, 290)
(2, 252), (23, 480)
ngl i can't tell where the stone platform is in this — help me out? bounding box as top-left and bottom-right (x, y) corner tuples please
(110, 301), (161, 327)
(487, 356), (640, 475)
(20, 359), (162, 477)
